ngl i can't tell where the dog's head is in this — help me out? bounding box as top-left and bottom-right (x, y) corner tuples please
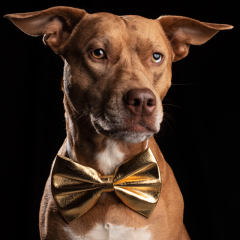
(5, 7), (232, 143)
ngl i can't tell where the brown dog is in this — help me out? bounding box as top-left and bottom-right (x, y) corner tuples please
(5, 6), (232, 240)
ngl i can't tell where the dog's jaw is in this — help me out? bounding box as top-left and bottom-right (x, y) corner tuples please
(90, 112), (162, 143)
(93, 124), (154, 144)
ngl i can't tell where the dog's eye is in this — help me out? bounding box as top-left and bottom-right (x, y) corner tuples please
(151, 53), (162, 63)
(91, 49), (106, 59)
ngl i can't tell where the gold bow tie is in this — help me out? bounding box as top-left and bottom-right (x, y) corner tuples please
(51, 148), (161, 223)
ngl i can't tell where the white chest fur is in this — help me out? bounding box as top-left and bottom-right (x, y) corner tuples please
(64, 223), (151, 240)
(95, 139), (125, 175)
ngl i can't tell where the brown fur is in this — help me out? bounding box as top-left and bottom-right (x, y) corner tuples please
(5, 6), (233, 240)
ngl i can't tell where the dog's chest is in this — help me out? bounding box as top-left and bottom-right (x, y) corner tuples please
(64, 223), (151, 240)
(95, 139), (125, 175)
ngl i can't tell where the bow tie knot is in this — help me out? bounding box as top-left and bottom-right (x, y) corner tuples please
(100, 175), (114, 192)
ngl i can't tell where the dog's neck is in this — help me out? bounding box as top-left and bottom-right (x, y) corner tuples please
(63, 94), (148, 175)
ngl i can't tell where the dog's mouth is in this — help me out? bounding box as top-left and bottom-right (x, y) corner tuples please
(90, 113), (160, 143)
(95, 121), (154, 134)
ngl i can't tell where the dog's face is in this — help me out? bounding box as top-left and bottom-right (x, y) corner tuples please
(62, 13), (172, 143)
(5, 7), (232, 143)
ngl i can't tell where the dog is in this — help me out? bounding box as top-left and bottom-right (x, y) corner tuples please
(5, 6), (233, 240)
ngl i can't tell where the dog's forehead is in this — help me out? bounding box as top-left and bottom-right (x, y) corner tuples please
(83, 12), (162, 35)
(75, 12), (169, 50)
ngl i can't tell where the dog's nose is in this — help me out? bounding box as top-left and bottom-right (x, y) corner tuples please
(124, 88), (156, 115)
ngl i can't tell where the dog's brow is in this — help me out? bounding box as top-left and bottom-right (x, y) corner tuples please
(134, 38), (166, 55)
(86, 37), (111, 49)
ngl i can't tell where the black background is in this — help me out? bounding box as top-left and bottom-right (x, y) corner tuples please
(1, 0), (239, 239)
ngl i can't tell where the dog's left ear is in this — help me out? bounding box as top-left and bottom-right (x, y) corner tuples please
(158, 16), (233, 62)
(4, 6), (87, 54)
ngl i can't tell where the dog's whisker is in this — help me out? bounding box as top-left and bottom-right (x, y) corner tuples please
(75, 100), (100, 111)
(164, 111), (176, 123)
(155, 127), (164, 139)
(171, 83), (198, 86)
(79, 116), (92, 128)
(77, 107), (95, 121)
(80, 110), (105, 128)
(158, 119), (167, 137)
(163, 98), (177, 104)
(162, 105), (177, 115)
(162, 117), (174, 133)
(163, 111), (177, 133)
(95, 111), (104, 118)
(163, 103), (183, 110)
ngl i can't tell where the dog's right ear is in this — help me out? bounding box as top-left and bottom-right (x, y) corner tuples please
(4, 6), (87, 54)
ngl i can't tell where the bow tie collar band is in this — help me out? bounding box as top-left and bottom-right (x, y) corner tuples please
(51, 144), (161, 223)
